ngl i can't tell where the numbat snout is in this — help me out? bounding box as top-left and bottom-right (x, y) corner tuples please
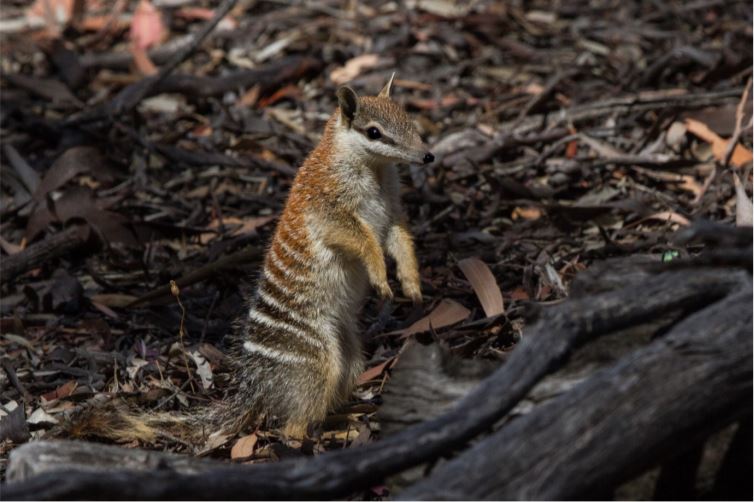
(224, 74), (434, 436)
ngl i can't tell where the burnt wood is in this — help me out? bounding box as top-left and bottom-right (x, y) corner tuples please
(2, 267), (750, 500)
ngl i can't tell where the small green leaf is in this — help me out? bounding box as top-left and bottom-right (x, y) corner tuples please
(662, 250), (680, 263)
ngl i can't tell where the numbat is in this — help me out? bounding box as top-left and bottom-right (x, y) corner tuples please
(67, 75), (434, 443)
(225, 75), (433, 436)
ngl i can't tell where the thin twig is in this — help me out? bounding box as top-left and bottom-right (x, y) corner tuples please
(723, 77), (753, 168)
(170, 280), (196, 394)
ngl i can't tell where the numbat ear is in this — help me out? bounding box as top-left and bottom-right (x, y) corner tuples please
(336, 86), (359, 125)
(378, 72), (396, 98)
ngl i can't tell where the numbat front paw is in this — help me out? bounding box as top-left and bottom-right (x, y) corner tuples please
(376, 282), (394, 300)
(402, 281), (422, 304)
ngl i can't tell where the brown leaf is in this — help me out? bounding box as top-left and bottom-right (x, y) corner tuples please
(685, 118), (753, 168)
(644, 211), (691, 226)
(90, 293), (139, 308)
(130, 44), (158, 76)
(41, 380), (77, 402)
(356, 357), (395, 386)
(509, 287), (530, 301)
(230, 433), (258, 460)
(33, 147), (112, 202)
(257, 84), (302, 108)
(511, 206), (542, 221)
(3, 74), (80, 105)
(458, 257), (504, 317)
(330, 54), (381, 85)
(394, 299), (471, 338)
(27, 186), (136, 245)
(0, 236), (24, 255)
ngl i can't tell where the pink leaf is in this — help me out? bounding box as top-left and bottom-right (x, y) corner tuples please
(458, 257), (505, 317)
(130, 0), (165, 50)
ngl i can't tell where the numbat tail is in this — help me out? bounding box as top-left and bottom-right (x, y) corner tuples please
(65, 75), (433, 444)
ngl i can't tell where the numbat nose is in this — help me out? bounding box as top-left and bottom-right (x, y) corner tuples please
(423, 152), (435, 164)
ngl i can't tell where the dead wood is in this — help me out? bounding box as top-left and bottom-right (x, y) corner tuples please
(2, 265), (749, 500)
(6, 440), (212, 482)
(1, 225), (91, 286)
(401, 286), (752, 500)
(710, 418), (753, 500)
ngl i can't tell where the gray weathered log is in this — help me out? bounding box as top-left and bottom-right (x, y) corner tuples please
(2, 267), (746, 500)
(7, 441), (212, 482)
(400, 287), (753, 500)
(378, 342), (497, 436)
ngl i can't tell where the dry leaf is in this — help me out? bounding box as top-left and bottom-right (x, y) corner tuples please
(188, 350), (213, 390)
(509, 287), (530, 301)
(644, 211), (691, 226)
(199, 430), (231, 455)
(732, 172), (753, 227)
(684, 118), (753, 168)
(330, 54), (380, 85)
(90, 293), (138, 308)
(130, 0), (165, 50)
(356, 357), (395, 386)
(511, 206), (542, 220)
(458, 257), (504, 317)
(131, 45), (158, 76)
(41, 380), (77, 402)
(28, 407), (58, 425)
(0, 236), (24, 255)
(25, 0), (74, 38)
(200, 215), (275, 244)
(230, 433), (258, 460)
(394, 299), (471, 338)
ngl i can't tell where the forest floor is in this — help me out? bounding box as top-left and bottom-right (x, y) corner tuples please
(0, 0), (751, 494)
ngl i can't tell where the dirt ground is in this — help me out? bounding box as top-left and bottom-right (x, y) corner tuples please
(0, 0), (751, 496)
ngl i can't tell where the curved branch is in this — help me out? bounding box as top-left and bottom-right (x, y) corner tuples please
(3, 269), (749, 500)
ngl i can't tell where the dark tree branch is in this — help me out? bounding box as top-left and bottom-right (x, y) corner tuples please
(2, 267), (748, 500)
(401, 287), (753, 500)
(1, 225), (91, 286)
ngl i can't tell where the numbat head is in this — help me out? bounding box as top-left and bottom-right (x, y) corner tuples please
(335, 74), (435, 166)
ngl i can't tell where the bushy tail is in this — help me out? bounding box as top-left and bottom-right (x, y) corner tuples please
(58, 399), (222, 448)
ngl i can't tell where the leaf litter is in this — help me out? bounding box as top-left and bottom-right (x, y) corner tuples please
(0, 0), (751, 492)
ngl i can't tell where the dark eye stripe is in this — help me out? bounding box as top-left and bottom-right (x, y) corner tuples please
(356, 126), (397, 146)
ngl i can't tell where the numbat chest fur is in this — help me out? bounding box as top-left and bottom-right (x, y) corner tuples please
(224, 76), (433, 436)
(64, 76), (433, 444)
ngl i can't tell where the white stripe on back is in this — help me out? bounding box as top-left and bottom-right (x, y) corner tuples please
(268, 247), (311, 283)
(247, 308), (323, 349)
(257, 288), (319, 333)
(242, 341), (308, 364)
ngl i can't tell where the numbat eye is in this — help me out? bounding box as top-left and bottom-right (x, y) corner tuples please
(366, 127), (382, 140)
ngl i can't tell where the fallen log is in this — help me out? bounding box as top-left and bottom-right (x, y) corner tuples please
(401, 286), (753, 500)
(1, 224), (91, 286)
(3, 265), (747, 500)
